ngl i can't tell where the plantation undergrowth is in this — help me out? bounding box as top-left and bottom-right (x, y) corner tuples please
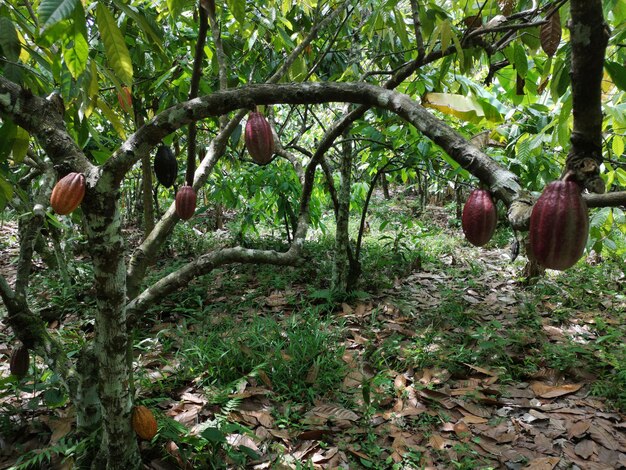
(1, 195), (625, 469)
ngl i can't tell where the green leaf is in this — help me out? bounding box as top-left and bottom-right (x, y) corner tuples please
(230, 124), (242, 149)
(201, 427), (226, 444)
(440, 20), (451, 53)
(513, 43), (528, 78)
(167, 0), (184, 18)
(95, 3), (134, 85)
(422, 92), (486, 123)
(0, 16), (20, 61)
(0, 120), (17, 162)
(605, 60), (626, 91)
(0, 175), (13, 211)
(38, 0), (79, 32)
(238, 445), (260, 460)
(12, 126), (29, 163)
(63, 2), (88, 78)
(96, 97), (126, 140)
(612, 135), (625, 158)
(111, 0), (165, 56)
(226, 0), (245, 25)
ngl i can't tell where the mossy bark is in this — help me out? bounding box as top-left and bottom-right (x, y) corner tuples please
(83, 183), (140, 470)
(332, 132), (353, 294)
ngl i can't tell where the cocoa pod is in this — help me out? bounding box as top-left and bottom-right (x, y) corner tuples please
(175, 185), (196, 220)
(530, 180), (589, 270)
(131, 405), (157, 440)
(462, 189), (497, 247)
(10, 345), (29, 378)
(154, 146), (178, 188)
(50, 172), (86, 215)
(245, 112), (275, 165)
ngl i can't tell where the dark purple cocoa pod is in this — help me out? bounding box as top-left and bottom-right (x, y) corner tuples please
(10, 345), (29, 378)
(154, 146), (178, 188)
(245, 112), (275, 165)
(462, 189), (497, 247)
(175, 185), (197, 220)
(530, 180), (589, 270)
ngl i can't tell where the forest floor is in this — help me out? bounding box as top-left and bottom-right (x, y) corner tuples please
(0, 197), (625, 469)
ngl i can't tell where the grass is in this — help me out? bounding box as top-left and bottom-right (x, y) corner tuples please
(3, 189), (626, 468)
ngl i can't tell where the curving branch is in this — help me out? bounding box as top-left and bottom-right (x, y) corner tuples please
(0, 77), (93, 176)
(125, 6), (347, 299)
(127, 245), (302, 318)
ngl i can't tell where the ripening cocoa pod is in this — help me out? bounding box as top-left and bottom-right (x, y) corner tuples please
(175, 185), (196, 220)
(10, 345), (29, 378)
(154, 146), (178, 188)
(50, 172), (86, 215)
(461, 189), (497, 247)
(245, 112), (275, 165)
(131, 405), (158, 440)
(529, 180), (589, 270)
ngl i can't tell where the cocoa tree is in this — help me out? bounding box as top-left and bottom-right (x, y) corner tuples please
(0, 0), (625, 467)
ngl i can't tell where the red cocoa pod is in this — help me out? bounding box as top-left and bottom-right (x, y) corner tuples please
(461, 189), (497, 247)
(245, 112), (275, 165)
(132, 405), (158, 440)
(10, 345), (29, 378)
(175, 185), (196, 220)
(530, 180), (589, 270)
(50, 172), (86, 215)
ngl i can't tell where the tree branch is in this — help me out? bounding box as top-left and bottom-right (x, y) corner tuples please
(125, 6), (347, 299)
(127, 244), (302, 318)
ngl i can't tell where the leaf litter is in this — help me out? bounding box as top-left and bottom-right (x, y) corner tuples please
(1, 208), (625, 468)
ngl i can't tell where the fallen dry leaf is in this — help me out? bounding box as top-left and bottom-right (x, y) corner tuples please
(574, 439), (596, 459)
(427, 433), (447, 450)
(308, 404), (359, 422)
(568, 420), (591, 439)
(589, 425), (619, 451)
(530, 381), (583, 398)
(523, 456), (560, 469)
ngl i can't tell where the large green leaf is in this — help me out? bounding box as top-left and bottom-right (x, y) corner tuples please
(95, 3), (134, 85)
(422, 93), (487, 123)
(38, 0), (79, 32)
(0, 175), (13, 211)
(111, 0), (165, 56)
(96, 97), (126, 140)
(0, 120), (17, 162)
(12, 126), (29, 163)
(63, 2), (88, 78)
(226, 0), (245, 25)
(605, 60), (626, 91)
(0, 16), (20, 61)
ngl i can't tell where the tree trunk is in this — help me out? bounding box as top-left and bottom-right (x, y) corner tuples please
(141, 153), (155, 237)
(566, 0), (609, 193)
(332, 131), (353, 293)
(381, 173), (390, 199)
(83, 189), (140, 469)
